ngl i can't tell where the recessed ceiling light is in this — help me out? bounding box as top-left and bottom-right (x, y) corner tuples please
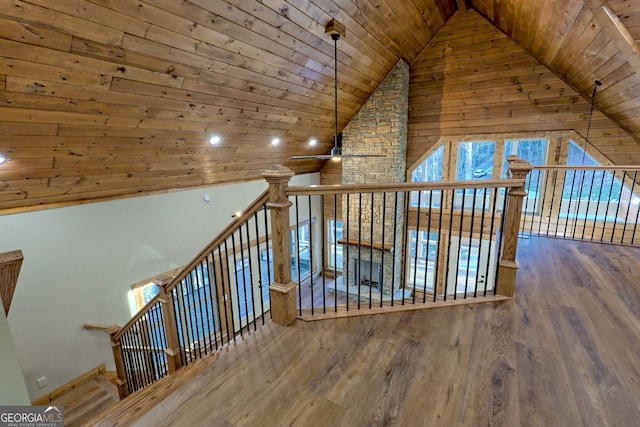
(309, 138), (317, 146)
(209, 135), (221, 145)
(271, 137), (280, 146)
(0, 153), (6, 165)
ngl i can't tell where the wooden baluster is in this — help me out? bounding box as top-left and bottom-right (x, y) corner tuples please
(497, 156), (533, 297)
(157, 282), (182, 374)
(262, 165), (297, 326)
(108, 326), (129, 399)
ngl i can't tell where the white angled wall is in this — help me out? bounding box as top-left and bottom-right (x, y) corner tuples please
(0, 306), (30, 404)
(0, 173), (318, 400)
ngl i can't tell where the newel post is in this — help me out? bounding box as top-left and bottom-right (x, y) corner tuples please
(107, 326), (129, 399)
(157, 282), (182, 374)
(262, 165), (297, 326)
(496, 156), (533, 297)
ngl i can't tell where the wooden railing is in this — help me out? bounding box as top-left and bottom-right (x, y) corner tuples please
(107, 161), (534, 398)
(518, 165), (640, 245)
(284, 156), (533, 319)
(109, 188), (273, 398)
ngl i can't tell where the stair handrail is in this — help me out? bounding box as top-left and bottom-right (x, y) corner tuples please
(286, 178), (525, 195)
(112, 188), (270, 342)
(83, 323), (120, 333)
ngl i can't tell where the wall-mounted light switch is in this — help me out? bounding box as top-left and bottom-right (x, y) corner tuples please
(37, 376), (47, 388)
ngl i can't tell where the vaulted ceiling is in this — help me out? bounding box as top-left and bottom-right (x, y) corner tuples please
(1, 0), (639, 213)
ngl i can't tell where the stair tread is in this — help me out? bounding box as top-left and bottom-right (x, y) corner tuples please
(49, 375), (119, 427)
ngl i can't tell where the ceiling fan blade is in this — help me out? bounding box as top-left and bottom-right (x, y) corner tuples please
(290, 155), (332, 160)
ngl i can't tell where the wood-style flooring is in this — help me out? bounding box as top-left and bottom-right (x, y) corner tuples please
(95, 237), (640, 426)
(49, 375), (118, 426)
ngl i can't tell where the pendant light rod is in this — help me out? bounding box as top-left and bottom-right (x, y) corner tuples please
(333, 33), (339, 149)
(325, 19), (346, 151)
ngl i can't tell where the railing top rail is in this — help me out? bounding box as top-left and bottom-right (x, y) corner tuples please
(286, 178), (525, 196)
(533, 165), (640, 171)
(114, 189), (270, 341)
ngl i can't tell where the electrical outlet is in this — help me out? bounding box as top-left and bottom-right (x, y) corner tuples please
(37, 376), (47, 388)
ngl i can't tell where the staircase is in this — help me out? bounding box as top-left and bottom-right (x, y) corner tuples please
(48, 373), (119, 427)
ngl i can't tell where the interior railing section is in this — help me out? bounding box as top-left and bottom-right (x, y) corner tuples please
(109, 190), (272, 398)
(520, 165), (640, 246)
(106, 159), (533, 398)
(286, 177), (526, 317)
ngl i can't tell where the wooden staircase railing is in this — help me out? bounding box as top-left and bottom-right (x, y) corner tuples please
(106, 160), (534, 399)
(109, 188), (272, 398)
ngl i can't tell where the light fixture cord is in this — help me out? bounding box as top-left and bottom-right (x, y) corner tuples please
(333, 33), (339, 149)
(580, 80), (601, 165)
(572, 80), (601, 230)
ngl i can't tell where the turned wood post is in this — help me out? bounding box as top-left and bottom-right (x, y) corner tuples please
(262, 165), (297, 326)
(497, 156), (533, 297)
(108, 326), (129, 399)
(157, 282), (182, 374)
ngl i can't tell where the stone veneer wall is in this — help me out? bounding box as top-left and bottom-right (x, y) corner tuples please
(341, 59), (409, 295)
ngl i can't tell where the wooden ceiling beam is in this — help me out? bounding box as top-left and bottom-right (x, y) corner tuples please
(584, 0), (640, 76)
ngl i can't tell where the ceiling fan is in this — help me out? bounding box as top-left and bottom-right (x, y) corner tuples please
(290, 19), (383, 162)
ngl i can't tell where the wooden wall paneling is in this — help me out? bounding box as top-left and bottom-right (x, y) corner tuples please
(2, 0), (640, 213)
(380, 0), (433, 49)
(255, 0), (396, 77)
(319, 160), (342, 220)
(416, 0), (447, 34)
(24, 0), (151, 38)
(516, 0), (545, 49)
(569, 41), (619, 87)
(548, 5), (595, 70)
(594, 65), (640, 104)
(3, 63), (112, 91)
(326, 0), (423, 60)
(108, 78), (336, 120)
(602, 81), (640, 115)
(0, 0), (124, 45)
(0, 38), (184, 88)
(0, 16), (73, 51)
(507, 0), (525, 41)
(408, 8), (640, 175)
(539, 0), (586, 65)
(554, 15), (603, 79)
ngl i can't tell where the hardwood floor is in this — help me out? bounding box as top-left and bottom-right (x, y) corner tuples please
(97, 237), (640, 426)
(49, 375), (118, 426)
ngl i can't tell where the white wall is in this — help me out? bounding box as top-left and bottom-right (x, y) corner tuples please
(0, 306), (30, 405)
(0, 173), (319, 400)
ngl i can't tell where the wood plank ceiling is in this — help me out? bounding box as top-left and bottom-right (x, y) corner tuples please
(0, 0), (639, 213)
(470, 0), (640, 137)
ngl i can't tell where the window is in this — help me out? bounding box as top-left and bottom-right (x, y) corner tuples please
(457, 141), (495, 180)
(327, 220), (343, 270)
(411, 144), (444, 208)
(456, 141), (496, 209)
(502, 139), (549, 213)
(260, 220), (315, 285)
(560, 141), (628, 222)
(563, 141), (622, 203)
(291, 221), (313, 281)
(407, 230), (438, 292)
